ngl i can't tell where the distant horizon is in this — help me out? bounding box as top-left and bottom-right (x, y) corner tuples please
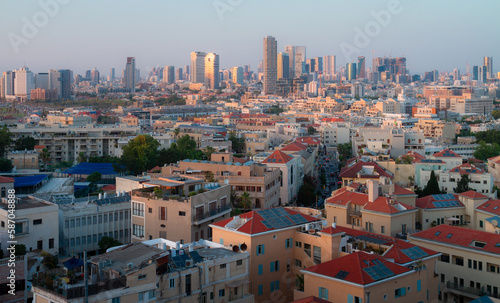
(1, 0), (498, 76)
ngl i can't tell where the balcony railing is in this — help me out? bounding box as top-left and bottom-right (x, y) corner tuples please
(193, 204), (231, 224)
(33, 276), (126, 300)
(348, 209), (362, 217)
(446, 281), (489, 298)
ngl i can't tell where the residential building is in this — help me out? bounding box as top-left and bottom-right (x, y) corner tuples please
(352, 127), (425, 158)
(338, 161), (393, 187)
(262, 150), (302, 205)
(487, 155), (500, 187)
(163, 65), (175, 84)
(6, 150), (39, 170)
(278, 52), (290, 80)
(191, 51), (206, 84)
(0, 196), (59, 255)
(263, 36), (278, 94)
(413, 119), (456, 143)
(231, 66), (244, 85)
(125, 57), (136, 92)
(409, 225), (500, 302)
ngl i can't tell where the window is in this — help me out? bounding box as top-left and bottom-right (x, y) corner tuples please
(480, 220), (484, 228)
(258, 264), (263, 275)
(76, 237), (80, 246)
(70, 219), (75, 228)
(270, 260), (279, 272)
(37, 240), (43, 250)
(169, 278), (175, 288)
(93, 234), (97, 243)
(304, 243), (312, 257)
(33, 219), (42, 225)
(347, 294), (362, 303)
(285, 238), (293, 249)
(111, 298), (121, 303)
(1, 187), (5, 198)
(138, 274), (146, 280)
(82, 236), (86, 245)
(295, 241), (302, 248)
(258, 285), (263, 296)
(98, 215), (102, 224)
(93, 216), (97, 224)
(104, 214), (107, 223)
(257, 244), (265, 255)
(133, 202), (145, 217)
(313, 246), (321, 264)
(295, 259), (302, 267)
(148, 290), (155, 299)
(381, 225), (385, 234)
(49, 238), (54, 249)
(219, 289), (225, 297)
(148, 208), (152, 214)
(236, 260), (243, 266)
(270, 280), (280, 292)
(133, 224), (145, 238)
(179, 211), (186, 216)
(395, 287), (406, 298)
(220, 263), (226, 269)
(319, 287), (328, 300)
(138, 292), (144, 302)
(417, 279), (421, 292)
(70, 238), (74, 247)
(159, 207), (167, 221)
(185, 274), (191, 296)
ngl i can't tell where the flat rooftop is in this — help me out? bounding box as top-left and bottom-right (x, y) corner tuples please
(0, 196), (54, 210)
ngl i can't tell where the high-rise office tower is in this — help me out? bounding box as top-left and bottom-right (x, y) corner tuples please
(357, 56), (366, 78)
(315, 57), (323, 73)
(176, 68), (183, 81)
(14, 67), (35, 99)
(204, 53), (219, 90)
(85, 70), (91, 80)
(49, 69), (71, 100)
(90, 68), (100, 85)
(35, 73), (49, 89)
(453, 68), (460, 81)
(294, 46), (306, 77)
(231, 67), (244, 85)
(395, 57), (407, 75)
(479, 66), (488, 83)
(109, 68), (115, 82)
(1, 71), (15, 98)
(277, 52), (289, 80)
(484, 57), (493, 79)
(125, 57), (136, 92)
(473, 66), (479, 80)
(163, 66), (175, 84)
(191, 51), (206, 83)
(323, 55), (336, 77)
(284, 45), (295, 79)
(346, 63), (357, 81)
(306, 58), (316, 73)
(184, 65), (190, 81)
(263, 36), (278, 95)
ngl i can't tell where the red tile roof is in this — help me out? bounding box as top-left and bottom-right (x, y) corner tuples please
(488, 155), (500, 164)
(416, 194), (464, 210)
(458, 190), (488, 199)
(391, 185), (416, 196)
(211, 207), (319, 235)
(339, 162), (393, 179)
(232, 157), (247, 164)
(34, 145), (46, 149)
(449, 163), (484, 175)
(296, 136), (321, 146)
(281, 141), (308, 152)
(101, 184), (116, 191)
(412, 225), (500, 256)
(433, 149), (461, 158)
(477, 199), (500, 216)
(303, 251), (411, 285)
(262, 150), (293, 164)
(405, 151), (427, 163)
(0, 176), (14, 183)
(383, 239), (439, 264)
(291, 296), (331, 303)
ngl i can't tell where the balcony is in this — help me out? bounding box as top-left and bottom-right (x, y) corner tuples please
(193, 204), (231, 225)
(348, 209), (362, 217)
(224, 294), (254, 303)
(446, 281), (489, 299)
(33, 276), (127, 300)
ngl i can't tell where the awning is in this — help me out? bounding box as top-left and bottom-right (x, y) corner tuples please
(226, 278), (249, 288)
(446, 217), (460, 221)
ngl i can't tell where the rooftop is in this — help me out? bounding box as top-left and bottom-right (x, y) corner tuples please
(0, 196), (55, 210)
(416, 194), (464, 210)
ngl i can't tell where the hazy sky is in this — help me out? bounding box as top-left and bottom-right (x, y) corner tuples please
(1, 0), (498, 76)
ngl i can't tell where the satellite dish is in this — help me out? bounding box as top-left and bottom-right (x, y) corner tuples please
(224, 179), (229, 185)
(232, 245), (240, 252)
(240, 243), (247, 251)
(492, 220), (498, 227)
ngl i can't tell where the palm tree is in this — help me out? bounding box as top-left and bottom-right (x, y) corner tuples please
(39, 148), (50, 170)
(174, 128), (180, 140)
(239, 191), (252, 211)
(204, 146), (216, 160)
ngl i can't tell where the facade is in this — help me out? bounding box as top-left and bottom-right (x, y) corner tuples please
(125, 57), (136, 92)
(346, 63), (357, 81)
(191, 51), (206, 84)
(410, 225), (500, 302)
(278, 52), (290, 80)
(263, 36), (278, 94)
(262, 150), (302, 205)
(204, 53), (220, 90)
(231, 66), (244, 85)
(0, 196), (59, 255)
(58, 193), (131, 258)
(13, 67), (35, 99)
(131, 176), (231, 243)
(164, 65), (175, 84)
(7, 150), (39, 170)
(413, 119), (456, 143)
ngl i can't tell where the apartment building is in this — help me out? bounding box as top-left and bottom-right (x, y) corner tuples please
(429, 95), (493, 115)
(487, 155), (500, 187)
(167, 124), (227, 148)
(438, 163), (494, 197)
(10, 124), (140, 165)
(45, 114), (92, 127)
(279, 141), (316, 178)
(413, 119), (456, 143)
(320, 123), (354, 147)
(131, 175), (231, 244)
(0, 196), (59, 255)
(409, 225), (500, 302)
(159, 153), (281, 209)
(430, 149), (463, 170)
(58, 193), (131, 258)
(325, 180), (418, 238)
(262, 150), (302, 205)
(6, 150), (39, 170)
(338, 161), (393, 186)
(352, 127), (425, 158)
(32, 238), (253, 303)
(211, 207), (342, 302)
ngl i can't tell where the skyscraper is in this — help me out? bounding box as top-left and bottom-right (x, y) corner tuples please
(231, 67), (244, 85)
(346, 63), (357, 81)
(163, 66), (175, 84)
(14, 67), (35, 99)
(323, 55), (336, 77)
(357, 56), (366, 79)
(109, 68), (115, 82)
(294, 46), (306, 77)
(48, 69), (71, 100)
(191, 51), (206, 84)
(277, 52), (289, 80)
(176, 68), (183, 81)
(125, 57), (136, 92)
(284, 45), (295, 79)
(479, 66), (488, 83)
(263, 36), (278, 95)
(473, 66), (479, 80)
(484, 57), (493, 79)
(90, 68), (100, 85)
(1, 71), (15, 98)
(204, 53), (219, 90)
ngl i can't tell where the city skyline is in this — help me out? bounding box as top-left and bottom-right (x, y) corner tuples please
(1, 0), (499, 75)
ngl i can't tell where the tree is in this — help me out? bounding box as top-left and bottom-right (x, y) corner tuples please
(0, 158), (13, 172)
(0, 126), (12, 157)
(39, 148), (50, 168)
(15, 135), (36, 151)
(121, 135), (160, 175)
(420, 170), (442, 197)
(229, 131), (245, 153)
(297, 176), (317, 207)
(238, 191), (252, 210)
(174, 128), (180, 139)
(230, 188), (238, 207)
(98, 236), (122, 253)
(307, 126), (316, 135)
(87, 172), (102, 183)
(473, 141), (500, 161)
(204, 146), (216, 160)
(455, 174), (471, 193)
(492, 110), (500, 120)
(77, 152), (88, 163)
(205, 171), (216, 182)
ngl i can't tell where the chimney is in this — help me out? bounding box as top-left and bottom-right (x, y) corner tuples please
(367, 180), (378, 202)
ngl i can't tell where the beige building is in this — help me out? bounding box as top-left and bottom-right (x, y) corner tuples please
(6, 150), (39, 170)
(413, 119), (456, 143)
(46, 114), (92, 127)
(131, 175), (231, 244)
(409, 225), (500, 302)
(120, 114), (139, 126)
(487, 155), (500, 187)
(32, 238), (253, 303)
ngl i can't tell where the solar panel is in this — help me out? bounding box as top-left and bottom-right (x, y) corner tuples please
(335, 270), (349, 280)
(363, 262), (394, 281)
(401, 247), (429, 260)
(189, 251), (203, 263)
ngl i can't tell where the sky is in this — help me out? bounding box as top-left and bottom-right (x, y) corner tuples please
(0, 0), (499, 76)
